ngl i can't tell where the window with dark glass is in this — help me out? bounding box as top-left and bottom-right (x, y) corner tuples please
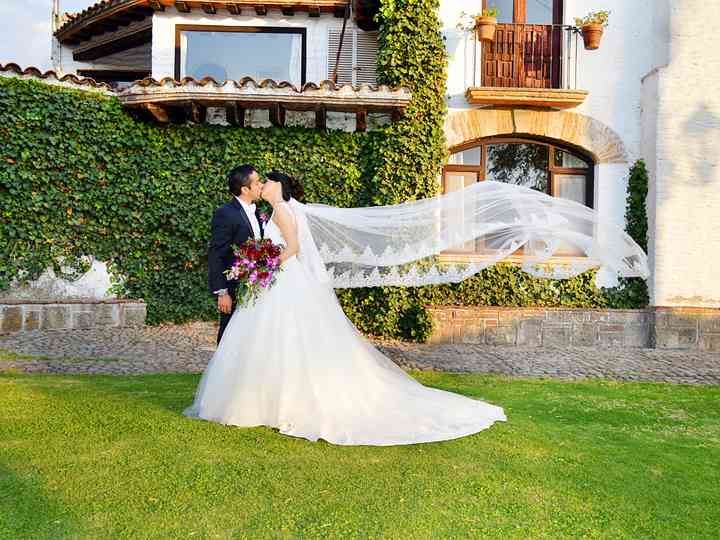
(175, 26), (306, 85)
(442, 138), (594, 256)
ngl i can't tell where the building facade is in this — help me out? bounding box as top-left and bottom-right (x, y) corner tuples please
(2, 0), (719, 344)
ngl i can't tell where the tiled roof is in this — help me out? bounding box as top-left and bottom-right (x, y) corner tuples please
(119, 76), (411, 109)
(128, 76), (405, 94)
(0, 63), (114, 93)
(56, 0), (351, 43)
(0, 64), (411, 110)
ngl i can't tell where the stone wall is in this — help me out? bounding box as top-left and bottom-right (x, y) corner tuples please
(0, 300), (146, 334)
(429, 306), (720, 350)
(428, 306), (650, 348)
(653, 307), (720, 351)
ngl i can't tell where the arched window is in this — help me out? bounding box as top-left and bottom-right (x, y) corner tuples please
(442, 137), (594, 257)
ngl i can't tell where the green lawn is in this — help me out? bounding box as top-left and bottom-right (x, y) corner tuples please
(1, 372), (718, 539)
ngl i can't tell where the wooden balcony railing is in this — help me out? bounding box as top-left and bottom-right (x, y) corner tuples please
(466, 23), (587, 108)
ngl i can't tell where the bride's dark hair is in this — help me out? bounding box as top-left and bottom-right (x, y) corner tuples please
(266, 171), (304, 202)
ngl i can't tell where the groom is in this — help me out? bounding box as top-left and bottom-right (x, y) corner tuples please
(208, 164), (265, 344)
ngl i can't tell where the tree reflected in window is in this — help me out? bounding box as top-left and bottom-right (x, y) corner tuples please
(442, 137), (594, 258)
(486, 143), (549, 193)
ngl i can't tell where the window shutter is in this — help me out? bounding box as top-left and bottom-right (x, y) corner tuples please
(355, 30), (379, 85)
(328, 29), (354, 85)
(328, 29), (379, 85)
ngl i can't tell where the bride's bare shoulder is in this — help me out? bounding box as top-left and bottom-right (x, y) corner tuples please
(271, 201), (296, 226)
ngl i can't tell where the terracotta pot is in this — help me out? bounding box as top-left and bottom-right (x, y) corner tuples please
(475, 16), (497, 43)
(581, 23), (604, 50)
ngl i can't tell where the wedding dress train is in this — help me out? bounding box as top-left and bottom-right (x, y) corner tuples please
(184, 203), (507, 446)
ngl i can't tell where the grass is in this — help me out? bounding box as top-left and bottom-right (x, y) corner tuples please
(0, 372), (718, 539)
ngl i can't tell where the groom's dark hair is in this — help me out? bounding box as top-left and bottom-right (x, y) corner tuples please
(227, 165), (257, 196)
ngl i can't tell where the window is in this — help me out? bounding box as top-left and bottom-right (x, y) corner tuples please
(482, 0), (562, 24)
(442, 138), (594, 257)
(327, 29), (379, 85)
(175, 26), (306, 86)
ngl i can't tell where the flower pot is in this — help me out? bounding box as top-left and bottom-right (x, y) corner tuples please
(581, 23), (604, 50)
(475, 16), (497, 43)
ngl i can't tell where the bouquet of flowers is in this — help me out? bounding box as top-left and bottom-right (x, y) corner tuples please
(224, 238), (283, 306)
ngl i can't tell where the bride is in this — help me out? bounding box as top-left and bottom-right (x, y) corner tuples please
(185, 170), (649, 446)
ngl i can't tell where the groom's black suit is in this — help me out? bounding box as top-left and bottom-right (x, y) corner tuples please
(208, 198), (264, 344)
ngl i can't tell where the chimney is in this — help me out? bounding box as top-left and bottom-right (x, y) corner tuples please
(50, 0), (63, 72)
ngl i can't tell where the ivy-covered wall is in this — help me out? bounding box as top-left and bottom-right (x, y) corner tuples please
(0, 0), (647, 342)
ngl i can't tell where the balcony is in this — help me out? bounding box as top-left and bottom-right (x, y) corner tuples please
(465, 23), (588, 109)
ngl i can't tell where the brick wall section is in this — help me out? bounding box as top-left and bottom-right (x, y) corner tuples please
(653, 307), (720, 351)
(429, 306), (720, 350)
(0, 300), (146, 334)
(428, 306), (651, 348)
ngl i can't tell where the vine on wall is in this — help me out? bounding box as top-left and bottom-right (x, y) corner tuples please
(0, 0), (648, 341)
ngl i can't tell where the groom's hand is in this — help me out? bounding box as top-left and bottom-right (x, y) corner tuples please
(218, 293), (233, 314)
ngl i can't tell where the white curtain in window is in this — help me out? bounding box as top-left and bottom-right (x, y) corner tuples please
(289, 34), (302, 86)
(179, 32), (188, 78)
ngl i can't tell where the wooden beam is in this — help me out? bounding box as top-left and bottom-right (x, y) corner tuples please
(201, 3), (216, 14)
(225, 103), (238, 125)
(255, 5), (267, 15)
(127, 9), (151, 21)
(144, 103), (169, 123)
(355, 110), (367, 132)
(175, 1), (191, 13)
(100, 20), (120, 32)
(281, 7), (295, 16)
(315, 108), (327, 130)
(190, 102), (207, 124)
(224, 102), (246, 127)
(111, 14), (135, 26)
(269, 104), (286, 127)
(73, 27), (152, 62)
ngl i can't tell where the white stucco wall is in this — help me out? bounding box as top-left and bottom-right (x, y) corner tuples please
(55, 19), (152, 74)
(0, 260), (118, 301)
(151, 8), (359, 83)
(438, 0), (657, 230)
(643, 0), (720, 307)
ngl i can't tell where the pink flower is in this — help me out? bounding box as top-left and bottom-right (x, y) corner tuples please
(259, 212), (269, 223)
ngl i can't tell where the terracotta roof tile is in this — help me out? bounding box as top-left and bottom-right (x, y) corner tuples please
(129, 76), (406, 95)
(0, 64), (410, 101)
(0, 63), (114, 92)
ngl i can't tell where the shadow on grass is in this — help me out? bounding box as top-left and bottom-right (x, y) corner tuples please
(0, 463), (78, 539)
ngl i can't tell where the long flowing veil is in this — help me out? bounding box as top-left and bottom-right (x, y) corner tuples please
(289, 180), (649, 290)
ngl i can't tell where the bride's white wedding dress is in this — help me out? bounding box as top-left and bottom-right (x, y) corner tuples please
(184, 202), (507, 446)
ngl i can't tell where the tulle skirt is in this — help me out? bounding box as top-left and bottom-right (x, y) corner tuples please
(184, 256), (506, 446)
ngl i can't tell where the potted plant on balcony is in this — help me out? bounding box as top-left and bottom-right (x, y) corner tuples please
(575, 10), (610, 50)
(457, 7), (499, 43)
(474, 7), (499, 43)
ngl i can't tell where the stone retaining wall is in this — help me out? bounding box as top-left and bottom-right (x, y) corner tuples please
(652, 307), (720, 351)
(0, 300), (146, 334)
(429, 306), (720, 351)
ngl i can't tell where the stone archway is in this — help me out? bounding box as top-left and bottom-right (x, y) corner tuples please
(444, 108), (628, 164)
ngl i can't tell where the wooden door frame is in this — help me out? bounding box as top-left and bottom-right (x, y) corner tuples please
(482, 0), (563, 24)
